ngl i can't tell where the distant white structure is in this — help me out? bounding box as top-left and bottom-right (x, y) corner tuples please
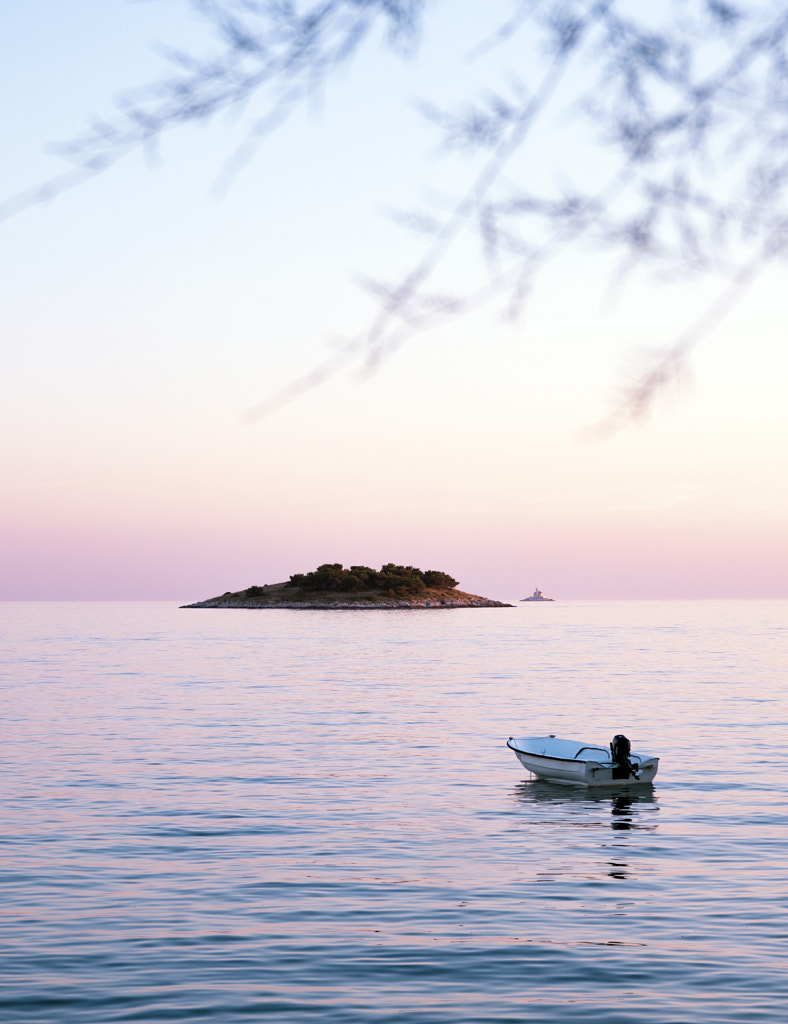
(520, 587), (554, 602)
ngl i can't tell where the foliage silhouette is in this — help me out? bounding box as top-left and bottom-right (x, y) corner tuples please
(6, 1), (788, 427)
(286, 562), (459, 595)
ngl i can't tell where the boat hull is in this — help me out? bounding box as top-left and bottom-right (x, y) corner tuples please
(507, 737), (658, 787)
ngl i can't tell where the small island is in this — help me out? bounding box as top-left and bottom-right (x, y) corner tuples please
(182, 563), (512, 609)
(520, 587), (554, 602)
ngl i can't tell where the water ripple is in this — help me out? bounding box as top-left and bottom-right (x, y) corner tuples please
(2, 600), (787, 1022)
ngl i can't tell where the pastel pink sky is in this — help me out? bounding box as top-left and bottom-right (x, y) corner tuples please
(2, 3), (787, 600)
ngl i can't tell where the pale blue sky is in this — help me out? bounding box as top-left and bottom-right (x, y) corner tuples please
(2, 1), (787, 599)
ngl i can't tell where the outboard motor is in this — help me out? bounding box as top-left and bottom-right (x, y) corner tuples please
(611, 734), (638, 779)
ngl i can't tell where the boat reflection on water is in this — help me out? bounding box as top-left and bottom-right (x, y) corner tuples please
(512, 779), (659, 881)
(513, 778), (658, 818)
(610, 792), (646, 830)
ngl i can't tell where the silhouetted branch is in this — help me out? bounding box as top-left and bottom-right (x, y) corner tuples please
(6, 0), (788, 429)
(585, 234), (777, 439)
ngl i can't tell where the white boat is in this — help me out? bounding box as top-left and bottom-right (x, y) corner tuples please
(520, 588), (554, 602)
(507, 733), (658, 787)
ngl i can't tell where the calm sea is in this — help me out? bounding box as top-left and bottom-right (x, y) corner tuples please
(2, 599), (787, 1023)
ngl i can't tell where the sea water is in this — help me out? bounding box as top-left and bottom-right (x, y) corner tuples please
(1, 599), (787, 1023)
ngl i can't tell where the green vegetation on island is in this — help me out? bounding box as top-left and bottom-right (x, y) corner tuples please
(286, 563), (459, 597)
(182, 563), (511, 609)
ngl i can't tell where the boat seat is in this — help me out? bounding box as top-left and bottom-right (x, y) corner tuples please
(573, 745), (611, 760)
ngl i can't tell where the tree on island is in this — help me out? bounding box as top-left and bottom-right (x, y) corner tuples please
(285, 563), (459, 598)
(182, 563), (510, 607)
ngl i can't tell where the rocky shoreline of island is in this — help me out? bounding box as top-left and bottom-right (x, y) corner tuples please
(182, 594), (511, 610)
(181, 563), (512, 610)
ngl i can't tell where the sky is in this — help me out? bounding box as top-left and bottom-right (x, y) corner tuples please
(2, 0), (787, 601)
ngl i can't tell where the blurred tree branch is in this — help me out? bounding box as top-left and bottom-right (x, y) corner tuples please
(6, 0), (788, 429)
